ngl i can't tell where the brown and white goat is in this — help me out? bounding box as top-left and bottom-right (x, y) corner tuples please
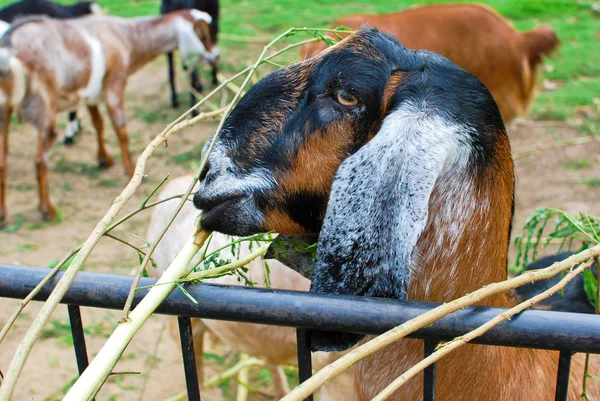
(302, 3), (559, 124)
(0, 10), (216, 227)
(147, 175), (355, 400)
(191, 28), (599, 400)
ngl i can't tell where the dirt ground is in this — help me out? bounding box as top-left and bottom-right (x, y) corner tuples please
(1, 59), (600, 400)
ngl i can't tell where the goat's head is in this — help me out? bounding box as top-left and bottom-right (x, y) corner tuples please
(176, 9), (217, 67)
(194, 27), (514, 350)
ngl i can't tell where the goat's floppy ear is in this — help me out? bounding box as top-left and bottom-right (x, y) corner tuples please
(309, 102), (462, 352)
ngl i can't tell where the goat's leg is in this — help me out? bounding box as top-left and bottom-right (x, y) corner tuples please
(189, 67), (201, 117)
(167, 52), (179, 108)
(211, 62), (218, 86)
(106, 94), (134, 176)
(0, 106), (11, 228)
(35, 124), (57, 221)
(87, 105), (113, 169)
(268, 364), (290, 399)
(64, 109), (81, 146)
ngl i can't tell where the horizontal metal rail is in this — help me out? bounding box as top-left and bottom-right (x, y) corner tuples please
(2, 264), (600, 353)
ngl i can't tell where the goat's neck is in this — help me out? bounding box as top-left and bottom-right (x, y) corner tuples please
(410, 139), (514, 306)
(121, 15), (182, 74)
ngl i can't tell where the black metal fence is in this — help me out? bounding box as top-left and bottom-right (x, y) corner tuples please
(2, 264), (600, 401)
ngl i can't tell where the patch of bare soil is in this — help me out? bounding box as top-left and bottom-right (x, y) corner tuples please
(1, 58), (600, 400)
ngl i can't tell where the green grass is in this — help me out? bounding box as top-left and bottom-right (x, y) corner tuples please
(40, 317), (115, 347)
(579, 176), (600, 188)
(75, 0), (599, 127)
(565, 159), (592, 170)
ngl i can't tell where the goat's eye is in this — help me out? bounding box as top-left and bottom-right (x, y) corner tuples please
(335, 89), (359, 107)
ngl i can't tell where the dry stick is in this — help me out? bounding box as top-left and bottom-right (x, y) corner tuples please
(0, 107), (222, 400)
(0, 29), (339, 398)
(280, 244), (600, 401)
(0, 193), (191, 345)
(119, 31), (324, 321)
(236, 354), (250, 401)
(217, 73), (246, 97)
(62, 228), (211, 401)
(64, 241), (269, 401)
(372, 259), (594, 401)
(0, 247), (77, 344)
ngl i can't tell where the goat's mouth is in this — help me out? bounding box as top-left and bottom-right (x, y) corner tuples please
(193, 192), (263, 236)
(194, 193), (244, 219)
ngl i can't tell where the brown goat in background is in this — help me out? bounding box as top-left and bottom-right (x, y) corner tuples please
(0, 10), (215, 228)
(302, 3), (559, 124)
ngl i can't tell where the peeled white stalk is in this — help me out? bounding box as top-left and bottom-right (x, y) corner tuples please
(63, 225), (210, 401)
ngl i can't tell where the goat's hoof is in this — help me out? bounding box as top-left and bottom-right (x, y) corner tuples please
(190, 109), (199, 118)
(64, 136), (75, 146)
(41, 207), (57, 222)
(171, 98), (179, 109)
(98, 156), (114, 169)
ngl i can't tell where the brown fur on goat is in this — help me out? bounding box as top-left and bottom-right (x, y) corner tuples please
(302, 4), (559, 124)
(147, 175), (355, 400)
(0, 10), (214, 227)
(192, 27), (599, 400)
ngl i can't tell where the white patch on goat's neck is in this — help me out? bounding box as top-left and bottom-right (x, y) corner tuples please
(175, 18), (212, 66)
(77, 29), (105, 102)
(190, 10), (212, 24)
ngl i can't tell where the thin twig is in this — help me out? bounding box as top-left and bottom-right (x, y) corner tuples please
(280, 244), (600, 401)
(137, 317), (168, 401)
(104, 233), (149, 257)
(0, 108), (222, 400)
(0, 190), (189, 344)
(120, 28), (326, 321)
(236, 354), (250, 401)
(372, 259), (593, 401)
(0, 247), (78, 344)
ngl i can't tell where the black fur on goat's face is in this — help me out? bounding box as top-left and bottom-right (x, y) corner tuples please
(194, 28), (418, 236)
(194, 27), (511, 351)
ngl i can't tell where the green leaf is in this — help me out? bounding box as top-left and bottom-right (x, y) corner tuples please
(583, 268), (598, 309)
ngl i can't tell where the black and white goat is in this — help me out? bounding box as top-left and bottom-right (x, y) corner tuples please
(161, 0), (219, 113)
(0, 0), (103, 144)
(190, 27), (600, 400)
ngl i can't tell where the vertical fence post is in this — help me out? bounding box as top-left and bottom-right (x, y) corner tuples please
(296, 328), (313, 401)
(554, 351), (573, 401)
(68, 305), (95, 401)
(68, 305), (90, 374)
(423, 340), (438, 401)
(178, 316), (202, 401)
